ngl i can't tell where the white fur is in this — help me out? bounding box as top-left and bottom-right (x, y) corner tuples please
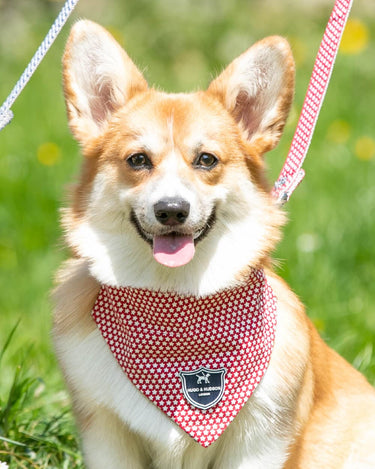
(343, 455), (375, 469)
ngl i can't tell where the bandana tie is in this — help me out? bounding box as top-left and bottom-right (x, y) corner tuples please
(92, 269), (277, 447)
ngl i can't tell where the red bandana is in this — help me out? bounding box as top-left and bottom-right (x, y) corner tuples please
(92, 269), (277, 447)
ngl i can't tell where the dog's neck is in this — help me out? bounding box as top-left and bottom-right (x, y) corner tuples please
(86, 240), (256, 296)
(66, 207), (280, 297)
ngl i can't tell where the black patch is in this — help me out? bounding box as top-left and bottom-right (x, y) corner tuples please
(179, 367), (226, 410)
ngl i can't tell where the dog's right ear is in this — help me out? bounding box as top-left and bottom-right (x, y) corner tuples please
(63, 20), (148, 144)
(207, 37), (295, 156)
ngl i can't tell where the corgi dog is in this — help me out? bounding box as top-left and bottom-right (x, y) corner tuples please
(52, 20), (375, 469)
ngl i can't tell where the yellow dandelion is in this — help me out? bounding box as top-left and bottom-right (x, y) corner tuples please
(37, 142), (61, 166)
(355, 136), (375, 161)
(340, 18), (369, 55)
(106, 26), (126, 48)
(288, 36), (308, 67)
(312, 318), (325, 333)
(326, 120), (351, 144)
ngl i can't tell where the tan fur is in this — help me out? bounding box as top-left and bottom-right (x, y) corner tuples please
(52, 20), (375, 469)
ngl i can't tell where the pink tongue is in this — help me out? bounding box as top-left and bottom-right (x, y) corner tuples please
(153, 234), (195, 267)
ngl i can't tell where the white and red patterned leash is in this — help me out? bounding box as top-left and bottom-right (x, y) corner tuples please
(272, 0), (353, 204)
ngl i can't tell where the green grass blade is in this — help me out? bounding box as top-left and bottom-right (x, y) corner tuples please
(0, 320), (21, 367)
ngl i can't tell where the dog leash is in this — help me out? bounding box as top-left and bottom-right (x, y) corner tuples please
(272, 0), (353, 204)
(0, 0), (80, 131)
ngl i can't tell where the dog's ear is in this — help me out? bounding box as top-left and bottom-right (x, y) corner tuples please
(63, 20), (148, 144)
(207, 36), (295, 154)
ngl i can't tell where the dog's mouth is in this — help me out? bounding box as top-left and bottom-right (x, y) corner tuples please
(130, 210), (216, 268)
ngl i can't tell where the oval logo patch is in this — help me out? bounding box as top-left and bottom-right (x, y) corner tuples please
(179, 367), (226, 410)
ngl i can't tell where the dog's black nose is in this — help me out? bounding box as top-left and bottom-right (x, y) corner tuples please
(154, 198), (190, 226)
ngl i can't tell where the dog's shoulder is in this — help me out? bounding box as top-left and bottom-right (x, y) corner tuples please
(52, 258), (100, 338)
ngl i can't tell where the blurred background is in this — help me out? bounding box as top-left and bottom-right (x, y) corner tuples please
(0, 0), (374, 466)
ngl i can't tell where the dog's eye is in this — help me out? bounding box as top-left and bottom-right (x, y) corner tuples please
(127, 153), (152, 170)
(194, 152), (218, 169)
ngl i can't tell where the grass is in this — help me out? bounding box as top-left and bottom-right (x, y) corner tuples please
(0, 0), (374, 465)
(0, 324), (82, 468)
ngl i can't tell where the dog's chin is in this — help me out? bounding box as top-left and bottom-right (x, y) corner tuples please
(130, 210), (216, 268)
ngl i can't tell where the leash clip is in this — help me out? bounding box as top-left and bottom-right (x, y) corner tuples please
(273, 169), (305, 205)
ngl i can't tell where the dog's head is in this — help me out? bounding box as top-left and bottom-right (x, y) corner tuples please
(62, 20), (294, 295)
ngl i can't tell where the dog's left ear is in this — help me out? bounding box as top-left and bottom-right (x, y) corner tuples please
(207, 36), (295, 154)
(63, 20), (148, 145)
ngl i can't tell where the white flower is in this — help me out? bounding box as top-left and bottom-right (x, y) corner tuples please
(0, 462), (9, 469)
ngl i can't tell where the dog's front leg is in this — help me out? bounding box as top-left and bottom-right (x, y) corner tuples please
(81, 406), (151, 469)
(52, 260), (152, 468)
